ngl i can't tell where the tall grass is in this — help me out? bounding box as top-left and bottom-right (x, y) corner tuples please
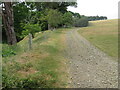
(2, 29), (69, 88)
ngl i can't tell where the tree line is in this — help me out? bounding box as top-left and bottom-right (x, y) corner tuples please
(87, 16), (107, 21)
(2, 2), (108, 45)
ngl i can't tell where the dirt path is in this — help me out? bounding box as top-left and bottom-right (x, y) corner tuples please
(65, 29), (118, 88)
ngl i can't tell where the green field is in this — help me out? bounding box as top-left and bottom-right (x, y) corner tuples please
(2, 28), (71, 88)
(78, 19), (118, 58)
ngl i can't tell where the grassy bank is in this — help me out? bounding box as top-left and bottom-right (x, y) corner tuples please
(2, 28), (70, 88)
(78, 19), (118, 58)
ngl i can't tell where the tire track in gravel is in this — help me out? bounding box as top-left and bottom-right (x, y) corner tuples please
(65, 29), (118, 88)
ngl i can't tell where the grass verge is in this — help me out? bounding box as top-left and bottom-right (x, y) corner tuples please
(2, 28), (69, 88)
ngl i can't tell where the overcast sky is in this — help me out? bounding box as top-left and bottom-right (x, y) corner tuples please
(67, 0), (120, 19)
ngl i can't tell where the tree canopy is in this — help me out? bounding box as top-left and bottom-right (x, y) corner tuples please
(2, 2), (107, 44)
(47, 9), (63, 29)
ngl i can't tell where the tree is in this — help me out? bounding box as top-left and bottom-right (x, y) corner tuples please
(2, 2), (17, 45)
(22, 24), (41, 38)
(13, 2), (30, 41)
(73, 17), (88, 27)
(47, 9), (63, 30)
(73, 12), (81, 18)
(2, 2), (78, 43)
(34, 2), (77, 13)
(87, 16), (107, 21)
(63, 12), (73, 27)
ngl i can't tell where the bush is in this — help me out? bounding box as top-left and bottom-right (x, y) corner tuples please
(73, 17), (88, 27)
(47, 9), (63, 29)
(63, 12), (73, 27)
(2, 44), (17, 57)
(2, 71), (56, 88)
(22, 24), (41, 38)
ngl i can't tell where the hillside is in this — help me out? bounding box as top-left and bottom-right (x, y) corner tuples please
(2, 28), (71, 88)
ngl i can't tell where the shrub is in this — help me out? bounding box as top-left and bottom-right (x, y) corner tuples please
(22, 24), (41, 38)
(73, 17), (88, 27)
(63, 12), (73, 27)
(47, 9), (63, 29)
(2, 45), (17, 57)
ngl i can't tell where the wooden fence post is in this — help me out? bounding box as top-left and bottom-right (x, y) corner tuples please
(28, 33), (32, 50)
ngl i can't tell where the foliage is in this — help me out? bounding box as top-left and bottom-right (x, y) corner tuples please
(13, 2), (30, 41)
(1, 2), (77, 43)
(87, 16), (107, 21)
(22, 24), (41, 38)
(47, 9), (63, 29)
(34, 2), (77, 13)
(2, 44), (22, 57)
(74, 17), (88, 27)
(63, 12), (73, 27)
(2, 46), (16, 57)
(72, 12), (81, 18)
(2, 72), (56, 88)
(36, 11), (48, 31)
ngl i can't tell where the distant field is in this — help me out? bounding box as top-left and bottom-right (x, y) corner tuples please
(78, 19), (118, 58)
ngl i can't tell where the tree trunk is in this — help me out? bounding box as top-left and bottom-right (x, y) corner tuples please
(2, 2), (17, 45)
(48, 24), (50, 30)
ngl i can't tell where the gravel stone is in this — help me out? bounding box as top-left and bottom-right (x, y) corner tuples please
(64, 29), (118, 88)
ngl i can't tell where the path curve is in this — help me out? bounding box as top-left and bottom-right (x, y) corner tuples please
(65, 29), (118, 88)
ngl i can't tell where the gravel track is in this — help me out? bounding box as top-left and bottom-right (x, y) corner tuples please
(65, 29), (118, 88)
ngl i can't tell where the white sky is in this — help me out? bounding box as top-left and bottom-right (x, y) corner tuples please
(67, 0), (120, 19)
